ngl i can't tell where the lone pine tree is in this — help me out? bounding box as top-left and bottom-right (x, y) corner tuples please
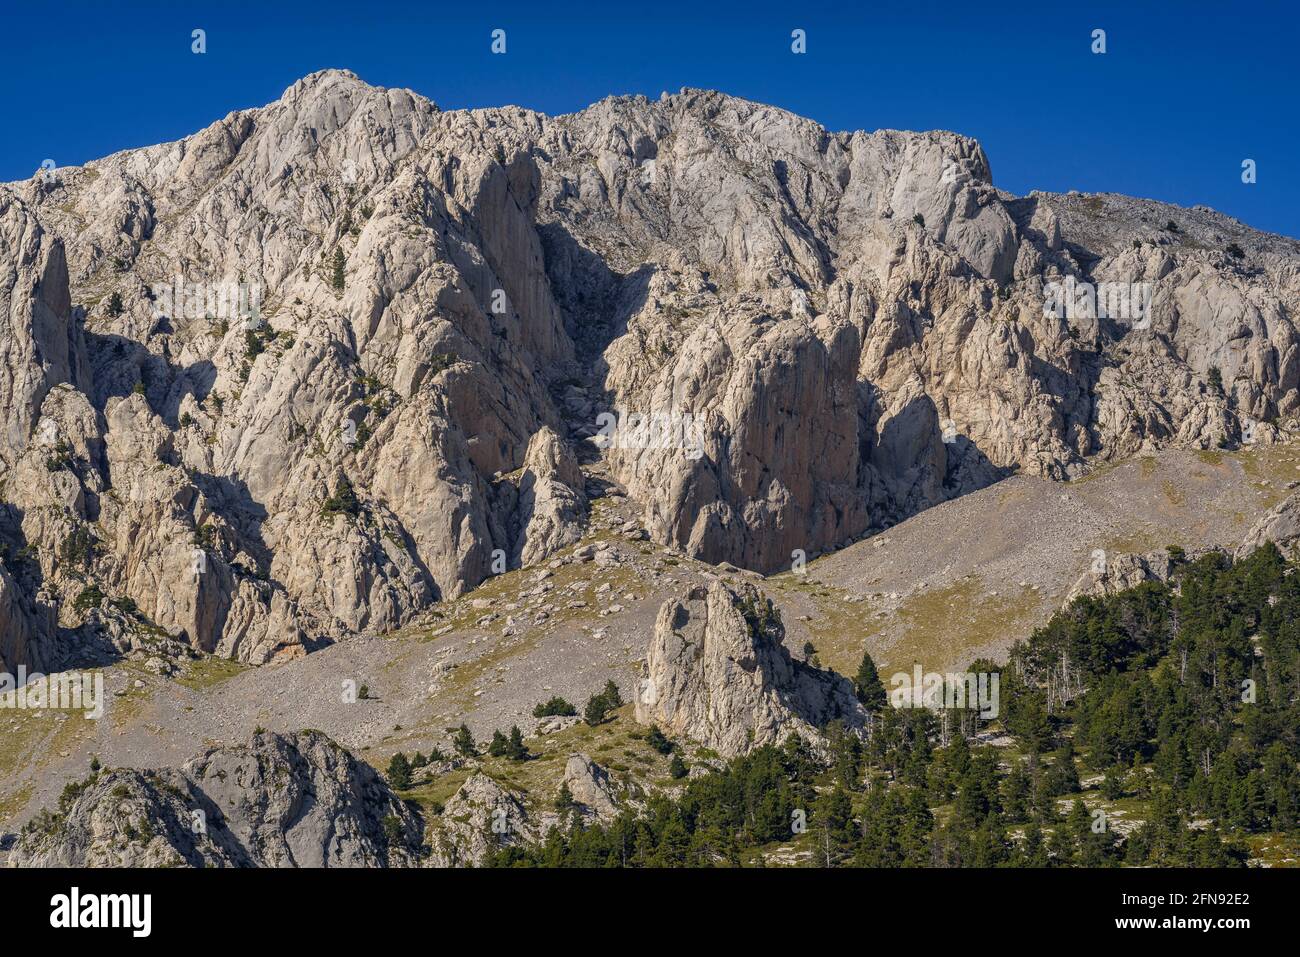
(331, 247), (345, 290)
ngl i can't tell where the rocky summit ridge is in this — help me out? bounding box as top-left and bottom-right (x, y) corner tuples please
(2, 66), (1298, 684)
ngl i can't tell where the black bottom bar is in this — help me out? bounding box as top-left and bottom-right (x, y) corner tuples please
(0, 866), (1289, 944)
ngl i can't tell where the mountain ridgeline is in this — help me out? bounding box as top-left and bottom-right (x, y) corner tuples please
(2, 69), (1299, 674)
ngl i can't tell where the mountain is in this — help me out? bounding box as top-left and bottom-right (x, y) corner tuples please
(3, 70), (1300, 868)
(3, 69), (1297, 674)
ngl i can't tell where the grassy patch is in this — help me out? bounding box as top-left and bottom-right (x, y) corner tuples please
(175, 657), (249, 691)
(1160, 480), (1187, 508)
(0, 783), (32, 826)
(381, 707), (676, 819)
(1238, 440), (1300, 507)
(888, 578), (1042, 674)
(0, 699), (99, 827)
(107, 665), (156, 730)
(1101, 527), (1162, 556)
(1194, 448), (1226, 467)
(1069, 459), (1123, 486)
(768, 574), (877, 677)
(1243, 832), (1300, 868)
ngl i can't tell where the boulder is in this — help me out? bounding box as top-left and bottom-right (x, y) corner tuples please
(562, 752), (620, 822)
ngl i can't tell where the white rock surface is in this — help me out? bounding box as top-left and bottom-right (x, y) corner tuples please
(2, 69), (1297, 669)
(8, 731), (422, 867)
(635, 580), (866, 758)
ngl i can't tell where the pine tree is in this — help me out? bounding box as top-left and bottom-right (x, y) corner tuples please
(1017, 819), (1050, 867)
(320, 474), (360, 519)
(1001, 761), (1032, 823)
(1045, 741), (1081, 795)
(507, 725), (527, 761)
(555, 781), (575, 812)
(382, 814), (403, 845)
(106, 291), (124, 316)
(668, 754), (688, 779)
(965, 812), (1011, 867)
(648, 816), (691, 867)
(1102, 764), (1125, 800)
(1082, 797), (1118, 866)
(1046, 813), (1075, 865)
(532, 696), (576, 718)
(601, 680), (623, 709)
(1007, 688), (1053, 753)
(1067, 796), (1095, 863)
(898, 787), (935, 865)
(945, 730), (972, 776)
(386, 752), (412, 790)
(488, 730), (509, 757)
(827, 720), (862, 790)
(854, 651), (887, 710)
(331, 247), (345, 290)
(453, 724), (476, 757)
(584, 693), (609, 726)
(954, 751), (999, 827)
(813, 786), (855, 867)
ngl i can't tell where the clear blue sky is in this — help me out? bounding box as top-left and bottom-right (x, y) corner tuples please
(2, 0), (1296, 237)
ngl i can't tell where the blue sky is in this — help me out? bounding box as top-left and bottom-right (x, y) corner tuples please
(2, 0), (1296, 237)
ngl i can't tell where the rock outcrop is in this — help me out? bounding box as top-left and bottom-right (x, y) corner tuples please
(181, 729), (423, 867)
(0, 193), (89, 472)
(1237, 491), (1300, 559)
(427, 771), (535, 867)
(8, 766), (231, 868)
(512, 426), (587, 566)
(0, 551), (57, 674)
(1062, 543), (1246, 606)
(635, 580), (866, 758)
(1063, 549), (1182, 606)
(8, 730), (422, 867)
(562, 752), (620, 823)
(2, 69), (1298, 669)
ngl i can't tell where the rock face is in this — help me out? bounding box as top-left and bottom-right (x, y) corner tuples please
(562, 752), (620, 823)
(0, 193), (89, 472)
(0, 550), (57, 674)
(181, 730), (423, 867)
(1063, 550), (1182, 606)
(635, 580), (866, 758)
(1238, 492), (1300, 559)
(8, 731), (422, 867)
(512, 426), (587, 566)
(2, 69), (1299, 667)
(427, 771), (535, 867)
(8, 766), (231, 868)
